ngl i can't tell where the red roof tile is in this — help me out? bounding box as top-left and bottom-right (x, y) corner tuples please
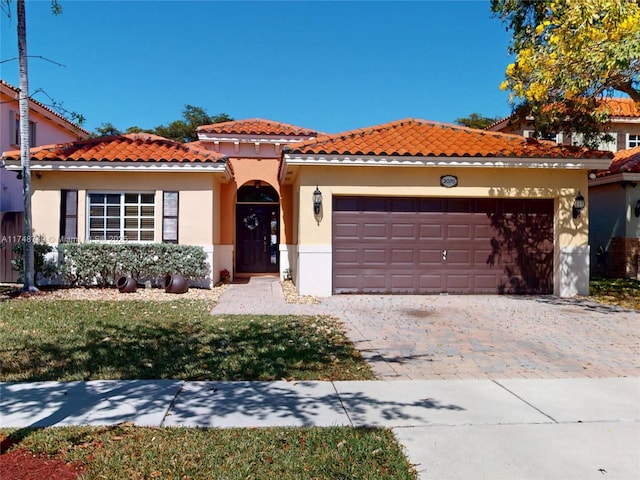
(600, 145), (640, 175)
(284, 118), (612, 160)
(599, 98), (640, 118)
(1, 79), (90, 137)
(197, 118), (321, 137)
(2, 133), (226, 163)
(487, 97), (640, 130)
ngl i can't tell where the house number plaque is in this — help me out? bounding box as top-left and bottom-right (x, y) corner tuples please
(440, 175), (458, 188)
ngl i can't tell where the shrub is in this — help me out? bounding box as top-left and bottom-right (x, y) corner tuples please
(11, 241), (59, 285)
(60, 243), (210, 287)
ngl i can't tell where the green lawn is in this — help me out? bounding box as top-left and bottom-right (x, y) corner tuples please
(0, 299), (374, 382)
(0, 425), (417, 479)
(0, 298), (409, 479)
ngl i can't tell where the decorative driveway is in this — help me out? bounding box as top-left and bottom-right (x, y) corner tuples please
(321, 294), (640, 380)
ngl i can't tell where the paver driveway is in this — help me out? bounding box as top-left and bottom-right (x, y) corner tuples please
(322, 294), (640, 380)
(213, 278), (639, 380)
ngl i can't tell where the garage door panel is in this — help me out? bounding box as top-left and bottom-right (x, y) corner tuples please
(391, 274), (416, 289)
(391, 224), (416, 239)
(363, 249), (387, 264)
(333, 196), (553, 294)
(334, 248), (359, 264)
(446, 275), (470, 290)
(334, 222), (359, 239)
(445, 249), (470, 265)
(391, 249), (416, 264)
(419, 249), (443, 265)
(363, 223), (387, 238)
(420, 224), (444, 239)
(447, 224), (471, 239)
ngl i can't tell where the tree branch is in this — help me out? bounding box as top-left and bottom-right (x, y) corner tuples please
(0, 55), (66, 67)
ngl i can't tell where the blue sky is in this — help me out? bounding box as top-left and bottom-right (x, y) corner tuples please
(1, 0), (515, 135)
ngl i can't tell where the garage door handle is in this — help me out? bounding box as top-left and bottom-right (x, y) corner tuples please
(442, 249), (447, 261)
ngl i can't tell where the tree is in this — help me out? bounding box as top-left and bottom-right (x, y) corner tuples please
(152, 105), (232, 142)
(90, 122), (122, 138)
(492, 0), (640, 147)
(455, 113), (502, 129)
(3, 0), (63, 292)
(91, 106), (232, 142)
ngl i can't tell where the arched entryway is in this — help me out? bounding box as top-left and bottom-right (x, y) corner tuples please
(235, 181), (280, 274)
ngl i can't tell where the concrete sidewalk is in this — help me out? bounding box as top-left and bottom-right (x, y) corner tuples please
(2, 377), (639, 479)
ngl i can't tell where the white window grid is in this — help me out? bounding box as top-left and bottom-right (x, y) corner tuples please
(88, 192), (155, 242)
(627, 134), (640, 149)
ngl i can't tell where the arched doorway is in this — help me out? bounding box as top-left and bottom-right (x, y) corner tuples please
(235, 181), (280, 274)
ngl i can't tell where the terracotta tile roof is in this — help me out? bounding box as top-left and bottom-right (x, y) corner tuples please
(2, 133), (226, 163)
(284, 118), (612, 159)
(599, 145), (640, 176)
(197, 118), (321, 137)
(0, 79), (90, 137)
(599, 98), (640, 118)
(487, 97), (640, 130)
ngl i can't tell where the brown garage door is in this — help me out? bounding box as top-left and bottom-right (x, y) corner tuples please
(333, 196), (553, 294)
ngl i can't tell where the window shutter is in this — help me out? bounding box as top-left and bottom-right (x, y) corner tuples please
(162, 191), (179, 243)
(29, 121), (37, 147)
(60, 190), (78, 242)
(8, 110), (17, 146)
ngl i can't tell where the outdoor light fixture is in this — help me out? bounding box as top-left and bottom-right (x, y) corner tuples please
(572, 191), (585, 219)
(313, 186), (323, 215)
(254, 180), (261, 189)
(635, 199), (640, 218)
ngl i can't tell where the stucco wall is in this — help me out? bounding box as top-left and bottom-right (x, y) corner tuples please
(1, 94), (85, 213)
(30, 170), (222, 246)
(289, 165), (590, 297)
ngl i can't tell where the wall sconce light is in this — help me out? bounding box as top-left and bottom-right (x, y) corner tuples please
(313, 186), (323, 215)
(572, 191), (585, 219)
(635, 199), (640, 218)
(254, 180), (261, 189)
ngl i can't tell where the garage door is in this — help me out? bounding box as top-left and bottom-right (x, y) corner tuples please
(333, 196), (553, 294)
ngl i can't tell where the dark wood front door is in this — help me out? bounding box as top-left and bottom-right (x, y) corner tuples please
(236, 204), (279, 273)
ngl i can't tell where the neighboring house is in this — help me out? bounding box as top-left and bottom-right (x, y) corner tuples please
(2, 118), (612, 297)
(487, 97), (640, 280)
(588, 146), (640, 279)
(0, 79), (89, 282)
(487, 98), (640, 153)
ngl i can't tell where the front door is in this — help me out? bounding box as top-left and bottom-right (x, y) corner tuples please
(236, 203), (279, 273)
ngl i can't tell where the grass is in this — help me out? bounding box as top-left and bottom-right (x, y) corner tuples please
(589, 277), (640, 311)
(0, 299), (374, 382)
(0, 425), (417, 479)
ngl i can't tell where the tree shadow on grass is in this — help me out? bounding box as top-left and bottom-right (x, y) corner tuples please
(0, 310), (369, 382)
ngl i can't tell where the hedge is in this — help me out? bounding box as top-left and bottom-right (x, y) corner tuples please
(60, 243), (210, 287)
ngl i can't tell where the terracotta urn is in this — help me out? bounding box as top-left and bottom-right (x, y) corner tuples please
(164, 273), (189, 294)
(116, 276), (137, 293)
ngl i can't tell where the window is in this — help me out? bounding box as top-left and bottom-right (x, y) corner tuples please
(8, 110), (37, 147)
(571, 133), (617, 152)
(628, 134), (640, 149)
(88, 192), (155, 241)
(523, 131), (563, 143)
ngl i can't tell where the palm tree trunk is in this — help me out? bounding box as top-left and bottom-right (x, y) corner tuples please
(17, 0), (36, 292)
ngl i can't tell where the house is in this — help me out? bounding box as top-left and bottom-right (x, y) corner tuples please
(589, 146), (640, 278)
(486, 98), (640, 153)
(487, 97), (640, 279)
(0, 79), (89, 281)
(1, 118), (612, 297)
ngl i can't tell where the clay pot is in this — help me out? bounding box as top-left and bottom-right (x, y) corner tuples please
(116, 276), (137, 293)
(164, 273), (189, 294)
